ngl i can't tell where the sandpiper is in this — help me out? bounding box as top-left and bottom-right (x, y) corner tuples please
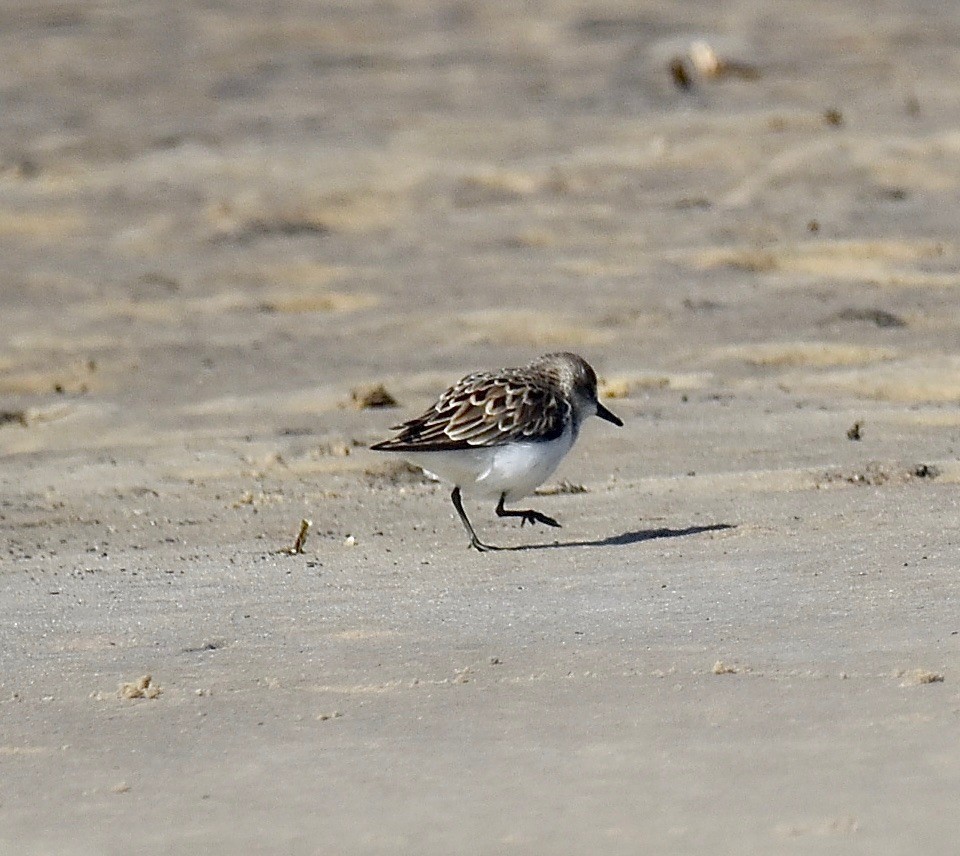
(371, 352), (622, 551)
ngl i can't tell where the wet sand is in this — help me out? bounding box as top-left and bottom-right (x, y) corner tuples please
(2, 1), (960, 853)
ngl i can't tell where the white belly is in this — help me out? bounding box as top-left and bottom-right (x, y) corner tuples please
(400, 427), (576, 501)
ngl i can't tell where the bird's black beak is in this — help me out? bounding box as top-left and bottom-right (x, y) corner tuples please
(596, 401), (623, 427)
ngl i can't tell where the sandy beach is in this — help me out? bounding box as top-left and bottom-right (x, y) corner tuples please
(2, 1), (960, 852)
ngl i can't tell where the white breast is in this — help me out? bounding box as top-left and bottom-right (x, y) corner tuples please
(400, 425), (576, 501)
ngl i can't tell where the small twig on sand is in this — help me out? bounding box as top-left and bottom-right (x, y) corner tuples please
(280, 518), (312, 555)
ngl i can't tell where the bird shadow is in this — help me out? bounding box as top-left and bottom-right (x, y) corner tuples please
(501, 523), (736, 551)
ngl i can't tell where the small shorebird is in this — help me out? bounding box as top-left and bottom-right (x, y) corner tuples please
(370, 352), (622, 551)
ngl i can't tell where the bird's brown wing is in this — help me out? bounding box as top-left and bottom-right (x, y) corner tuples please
(370, 370), (568, 452)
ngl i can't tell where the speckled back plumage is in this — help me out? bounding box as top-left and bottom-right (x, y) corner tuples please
(370, 353), (599, 452)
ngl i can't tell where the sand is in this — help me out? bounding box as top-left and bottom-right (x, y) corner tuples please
(2, 1), (960, 853)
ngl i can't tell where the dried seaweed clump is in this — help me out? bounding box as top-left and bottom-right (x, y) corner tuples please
(119, 675), (161, 700)
(351, 384), (398, 409)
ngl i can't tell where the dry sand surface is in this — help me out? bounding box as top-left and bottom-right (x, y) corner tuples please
(3, 1), (960, 853)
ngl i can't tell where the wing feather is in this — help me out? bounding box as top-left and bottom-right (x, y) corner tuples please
(370, 369), (568, 452)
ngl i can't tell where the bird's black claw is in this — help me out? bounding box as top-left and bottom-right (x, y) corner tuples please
(521, 511), (561, 528)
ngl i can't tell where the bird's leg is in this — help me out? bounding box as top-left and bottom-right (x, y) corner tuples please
(451, 487), (500, 552)
(495, 493), (561, 528)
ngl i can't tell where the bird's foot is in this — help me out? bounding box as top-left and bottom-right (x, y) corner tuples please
(519, 509), (561, 528)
